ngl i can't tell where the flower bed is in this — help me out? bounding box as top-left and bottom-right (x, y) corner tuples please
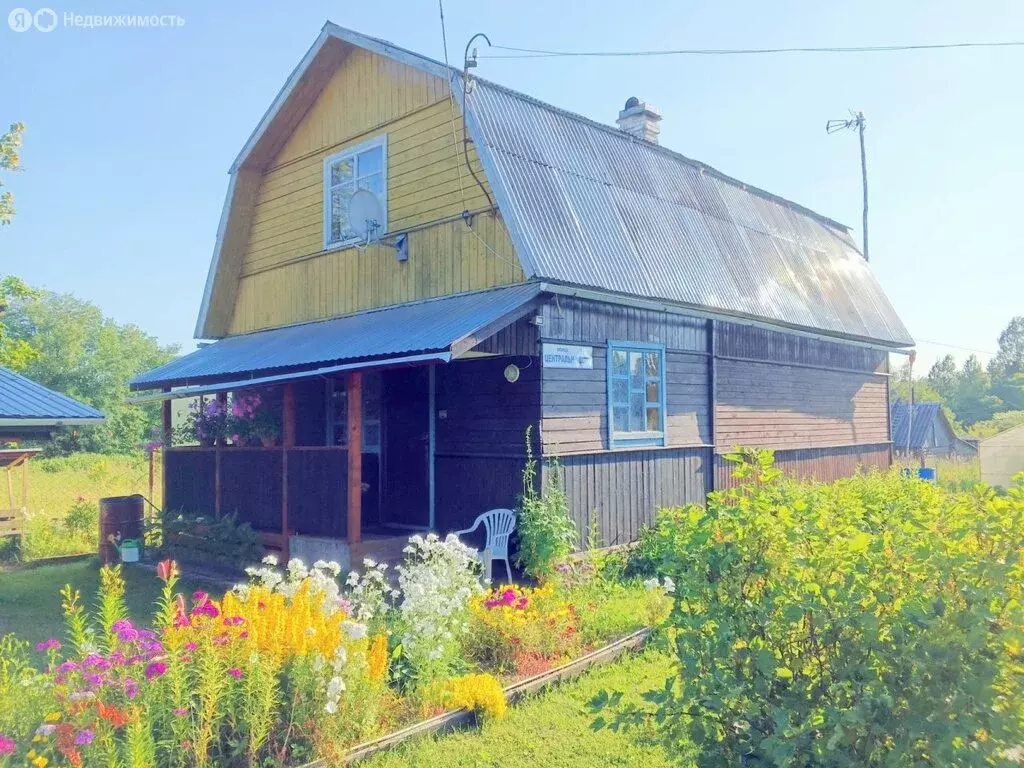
(0, 534), (667, 767)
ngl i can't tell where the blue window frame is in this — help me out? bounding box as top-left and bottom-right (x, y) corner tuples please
(606, 341), (667, 448)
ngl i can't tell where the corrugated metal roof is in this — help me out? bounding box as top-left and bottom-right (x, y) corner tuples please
(0, 367), (105, 422)
(132, 284), (542, 390)
(463, 79), (914, 347)
(891, 402), (944, 449)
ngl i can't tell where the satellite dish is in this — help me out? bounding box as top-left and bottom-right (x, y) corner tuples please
(348, 190), (384, 244)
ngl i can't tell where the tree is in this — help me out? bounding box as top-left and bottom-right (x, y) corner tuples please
(0, 275), (40, 370)
(1, 283), (179, 453)
(925, 353), (1001, 427)
(891, 361), (944, 404)
(990, 317), (1024, 411)
(0, 122), (24, 225)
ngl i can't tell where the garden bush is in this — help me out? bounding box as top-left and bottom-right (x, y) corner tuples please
(515, 428), (577, 582)
(159, 510), (262, 571)
(595, 450), (1024, 767)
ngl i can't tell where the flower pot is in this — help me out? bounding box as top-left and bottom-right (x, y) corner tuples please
(261, 437), (278, 448)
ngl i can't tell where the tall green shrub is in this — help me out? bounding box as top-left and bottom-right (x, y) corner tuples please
(515, 427), (577, 582)
(596, 449), (1024, 767)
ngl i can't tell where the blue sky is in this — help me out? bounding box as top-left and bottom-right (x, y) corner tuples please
(1, 0), (1021, 371)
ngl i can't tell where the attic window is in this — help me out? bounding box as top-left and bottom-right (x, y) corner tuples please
(322, 135), (387, 249)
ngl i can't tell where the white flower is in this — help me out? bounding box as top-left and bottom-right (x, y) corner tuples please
(643, 577), (659, 591)
(326, 676), (346, 697)
(342, 620), (367, 640)
(324, 700), (338, 714)
(362, 557), (377, 569)
(662, 576), (676, 594)
(262, 554), (279, 566)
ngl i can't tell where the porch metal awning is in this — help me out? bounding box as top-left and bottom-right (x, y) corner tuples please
(129, 283), (543, 397)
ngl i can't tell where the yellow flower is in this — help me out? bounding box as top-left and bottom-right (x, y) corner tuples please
(32, 756), (49, 768)
(44, 713), (60, 723)
(368, 633), (389, 682)
(433, 673), (507, 719)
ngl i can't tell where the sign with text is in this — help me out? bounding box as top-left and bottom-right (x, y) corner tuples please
(542, 343), (594, 369)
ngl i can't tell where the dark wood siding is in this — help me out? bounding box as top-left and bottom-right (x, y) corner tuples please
(539, 297), (710, 455)
(714, 443), (891, 489)
(545, 448), (708, 548)
(713, 322), (891, 452)
(287, 449), (347, 537)
(164, 449), (215, 513)
(434, 356), (541, 534)
(219, 449), (282, 530)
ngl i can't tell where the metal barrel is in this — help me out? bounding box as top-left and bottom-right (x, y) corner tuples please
(98, 494), (144, 564)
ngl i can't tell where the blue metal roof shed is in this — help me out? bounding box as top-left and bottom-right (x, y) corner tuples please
(0, 366), (105, 436)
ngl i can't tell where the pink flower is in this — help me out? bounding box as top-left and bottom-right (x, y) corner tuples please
(74, 729), (95, 746)
(124, 679), (139, 699)
(184, 642), (198, 652)
(223, 616), (245, 626)
(173, 708), (188, 717)
(156, 559), (177, 582)
(144, 661), (167, 680)
(501, 589), (516, 605)
(57, 661), (79, 673)
(36, 638), (61, 653)
(111, 619), (134, 633)
(0, 734), (15, 755)
(228, 667), (243, 679)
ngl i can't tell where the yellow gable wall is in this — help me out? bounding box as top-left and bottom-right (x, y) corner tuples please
(229, 47), (523, 335)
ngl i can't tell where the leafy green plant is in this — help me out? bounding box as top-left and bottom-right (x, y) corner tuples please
(63, 496), (98, 537)
(159, 510), (262, 571)
(515, 427), (577, 582)
(595, 449), (1024, 767)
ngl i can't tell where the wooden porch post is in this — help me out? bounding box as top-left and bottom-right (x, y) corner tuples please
(281, 383), (296, 562)
(215, 392), (226, 516)
(21, 456), (28, 509)
(161, 388), (171, 512)
(346, 373), (362, 545)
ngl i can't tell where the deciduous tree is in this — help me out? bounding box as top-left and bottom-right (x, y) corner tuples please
(0, 122), (24, 225)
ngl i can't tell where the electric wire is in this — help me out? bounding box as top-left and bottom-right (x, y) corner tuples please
(482, 40), (1024, 59)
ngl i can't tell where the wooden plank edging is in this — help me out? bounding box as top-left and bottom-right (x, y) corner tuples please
(295, 626), (653, 767)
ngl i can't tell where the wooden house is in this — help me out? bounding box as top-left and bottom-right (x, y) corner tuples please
(130, 24), (912, 564)
(890, 402), (976, 459)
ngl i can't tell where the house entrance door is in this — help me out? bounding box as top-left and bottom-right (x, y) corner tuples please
(382, 367), (431, 529)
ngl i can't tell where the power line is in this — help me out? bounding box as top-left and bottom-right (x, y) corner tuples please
(914, 339), (998, 356)
(481, 40), (1024, 59)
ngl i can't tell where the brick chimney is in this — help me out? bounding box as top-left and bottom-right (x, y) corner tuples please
(616, 97), (662, 144)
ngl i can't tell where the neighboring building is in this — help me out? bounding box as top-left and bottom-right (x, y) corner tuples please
(890, 402), (976, 459)
(130, 24), (912, 563)
(0, 366), (106, 442)
(979, 424), (1024, 489)
(0, 366), (105, 517)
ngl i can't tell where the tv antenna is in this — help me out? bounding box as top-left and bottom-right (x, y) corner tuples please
(826, 110), (869, 262)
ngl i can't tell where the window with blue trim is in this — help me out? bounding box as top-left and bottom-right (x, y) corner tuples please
(607, 342), (666, 447)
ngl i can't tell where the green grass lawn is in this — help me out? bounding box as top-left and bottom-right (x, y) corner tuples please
(0, 559), (206, 646)
(362, 650), (680, 768)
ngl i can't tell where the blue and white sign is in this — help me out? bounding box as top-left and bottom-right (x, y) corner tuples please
(542, 343), (594, 369)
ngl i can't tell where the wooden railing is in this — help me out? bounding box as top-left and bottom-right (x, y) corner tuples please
(164, 446), (350, 543)
(0, 507), (24, 538)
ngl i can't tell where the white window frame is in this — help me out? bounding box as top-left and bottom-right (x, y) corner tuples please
(322, 135), (388, 251)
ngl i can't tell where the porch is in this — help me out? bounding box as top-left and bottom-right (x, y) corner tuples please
(131, 285), (545, 565)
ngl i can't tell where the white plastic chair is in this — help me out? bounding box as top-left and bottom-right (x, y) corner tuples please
(455, 508), (516, 582)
